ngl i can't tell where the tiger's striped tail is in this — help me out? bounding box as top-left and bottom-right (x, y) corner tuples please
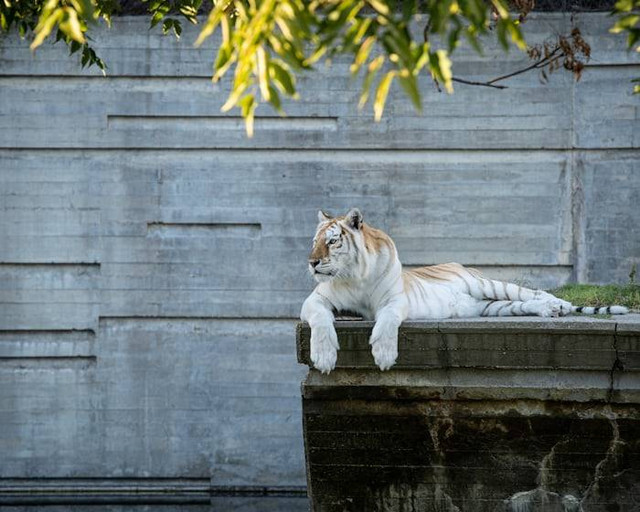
(572, 305), (629, 315)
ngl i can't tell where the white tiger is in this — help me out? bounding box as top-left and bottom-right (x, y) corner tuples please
(300, 208), (629, 374)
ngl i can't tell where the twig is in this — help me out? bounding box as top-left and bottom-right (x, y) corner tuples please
(451, 78), (507, 89)
(487, 50), (562, 85)
(450, 48), (563, 90)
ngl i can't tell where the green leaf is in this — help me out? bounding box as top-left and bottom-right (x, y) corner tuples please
(256, 46), (271, 102)
(350, 35), (375, 75)
(179, 4), (198, 20)
(214, 44), (234, 80)
(611, 14), (640, 33)
(69, 0), (94, 19)
(448, 25), (462, 52)
(31, 6), (65, 50)
(69, 39), (82, 54)
(398, 72), (421, 111)
(614, 0), (634, 12)
(373, 70), (395, 121)
(628, 27), (640, 48)
(464, 30), (483, 55)
(430, 50), (453, 93)
(491, 0), (509, 19)
(496, 19), (508, 51)
(150, 10), (164, 28)
(239, 94), (257, 137)
(506, 20), (526, 50)
(352, 17), (372, 46)
(401, 0), (417, 21)
(194, 1), (228, 47)
(358, 56), (382, 109)
(368, 0), (389, 16)
(221, 82), (250, 112)
(81, 46), (90, 66)
(268, 84), (282, 113)
(270, 60), (297, 97)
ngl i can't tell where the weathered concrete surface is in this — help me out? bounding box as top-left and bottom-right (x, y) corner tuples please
(0, 12), (638, 492)
(298, 317), (640, 511)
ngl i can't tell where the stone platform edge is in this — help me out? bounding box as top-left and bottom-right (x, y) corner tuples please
(296, 314), (640, 404)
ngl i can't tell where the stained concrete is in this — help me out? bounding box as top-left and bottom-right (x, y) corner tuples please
(298, 317), (640, 511)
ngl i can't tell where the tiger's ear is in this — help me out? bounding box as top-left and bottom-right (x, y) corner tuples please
(317, 210), (332, 223)
(345, 208), (363, 230)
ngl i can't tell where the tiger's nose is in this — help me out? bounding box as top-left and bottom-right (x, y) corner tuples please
(309, 259), (321, 268)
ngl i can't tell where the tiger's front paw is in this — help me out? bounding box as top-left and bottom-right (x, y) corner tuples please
(369, 325), (399, 371)
(310, 325), (339, 374)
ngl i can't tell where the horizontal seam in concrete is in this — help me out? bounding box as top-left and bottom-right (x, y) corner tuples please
(109, 115), (338, 129)
(0, 356), (97, 366)
(147, 221), (262, 230)
(0, 328), (96, 334)
(0, 61), (633, 79)
(0, 480), (307, 504)
(584, 62), (640, 68)
(98, 316), (298, 321)
(0, 147), (637, 152)
(0, 262), (101, 267)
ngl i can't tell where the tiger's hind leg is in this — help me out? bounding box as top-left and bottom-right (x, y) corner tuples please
(478, 299), (572, 317)
(458, 270), (573, 316)
(462, 274), (552, 303)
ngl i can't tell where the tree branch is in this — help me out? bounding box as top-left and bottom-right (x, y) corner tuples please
(450, 48), (563, 90)
(451, 78), (507, 89)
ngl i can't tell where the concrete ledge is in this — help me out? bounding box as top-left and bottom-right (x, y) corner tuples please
(297, 316), (640, 404)
(297, 316), (640, 511)
(298, 316), (639, 370)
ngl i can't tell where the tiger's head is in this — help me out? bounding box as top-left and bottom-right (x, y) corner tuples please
(308, 208), (368, 283)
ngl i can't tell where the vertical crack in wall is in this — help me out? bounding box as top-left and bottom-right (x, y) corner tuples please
(501, 435), (582, 512)
(580, 417), (626, 508)
(425, 417), (460, 512)
(538, 436), (566, 492)
(607, 323), (624, 403)
(570, 157), (586, 284)
(568, 12), (588, 284)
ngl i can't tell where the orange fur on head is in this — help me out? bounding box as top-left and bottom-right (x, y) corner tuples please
(361, 223), (393, 253)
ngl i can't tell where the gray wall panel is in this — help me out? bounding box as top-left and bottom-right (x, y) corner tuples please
(580, 150), (640, 284)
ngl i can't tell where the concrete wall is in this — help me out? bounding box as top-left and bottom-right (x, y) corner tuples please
(0, 13), (638, 488)
(298, 316), (640, 511)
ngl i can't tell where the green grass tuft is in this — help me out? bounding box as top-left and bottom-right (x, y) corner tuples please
(550, 284), (640, 311)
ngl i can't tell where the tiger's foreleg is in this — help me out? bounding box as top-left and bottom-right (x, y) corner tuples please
(300, 291), (339, 374)
(370, 294), (408, 371)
